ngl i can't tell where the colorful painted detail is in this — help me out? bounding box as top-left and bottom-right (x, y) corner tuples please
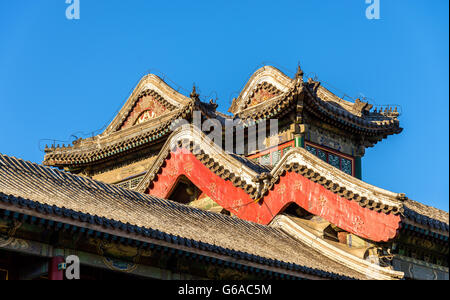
(305, 142), (354, 176)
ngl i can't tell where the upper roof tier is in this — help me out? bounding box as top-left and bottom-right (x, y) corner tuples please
(229, 66), (402, 137)
(43, 74), (220, 169)
(43, 65), (403, 168)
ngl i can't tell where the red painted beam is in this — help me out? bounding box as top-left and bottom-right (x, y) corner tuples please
(146, 148), (401, 242)
(48, 256), (65, 280)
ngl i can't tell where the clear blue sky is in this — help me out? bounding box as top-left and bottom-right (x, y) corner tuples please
(0, 1), (448, 211)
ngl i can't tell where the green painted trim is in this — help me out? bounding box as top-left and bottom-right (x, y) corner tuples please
(355, 157), (362, 180)
(294, 136), (304, 148)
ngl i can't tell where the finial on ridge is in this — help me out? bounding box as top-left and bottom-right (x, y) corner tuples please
(190, 84), (199, 101)
(295, 62), (304, 79)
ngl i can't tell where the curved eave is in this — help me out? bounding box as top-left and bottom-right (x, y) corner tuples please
(400, 221), (449, 243)
(303, 84), (402, 137)
(233, 84), (402, 142)
(43, 131), (169, 169)
(43, 107), (194, 168)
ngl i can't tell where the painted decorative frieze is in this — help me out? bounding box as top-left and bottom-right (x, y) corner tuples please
(248, 83), (281, 108)
(120, 93), (168, 130)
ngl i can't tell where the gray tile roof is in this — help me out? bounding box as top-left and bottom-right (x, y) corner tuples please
(0, 153), (365, 279)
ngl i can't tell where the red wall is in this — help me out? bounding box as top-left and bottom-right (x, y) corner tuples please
(146, 148), (401, 242)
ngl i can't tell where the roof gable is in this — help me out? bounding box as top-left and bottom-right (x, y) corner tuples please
(104, 74), (191, 135)
(247, 82), (283, 108)
(228, 66), (294, 115)
(119, 89), (173, 130)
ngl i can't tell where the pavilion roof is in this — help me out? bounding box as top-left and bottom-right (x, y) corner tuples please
(1, 152), (367, 280)
(43, 74), (220, 169)
(43, 65), (403, 168)
(229, 66), (402, 141)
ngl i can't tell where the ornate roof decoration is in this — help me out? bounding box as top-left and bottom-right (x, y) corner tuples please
(105, 74), (190, 134)
(228, 66), (293, 115)
(302, 80), (402, 138)
(190, 84), (200, 102)
(119, 89), (176, 130)
(295, 64), (304, 80)
(247, 82), (282, 108)
(227, 65), (402, 145)
(43, 75), (216, 169)
(234, 81), (299, 121)
(43, 65), (404, 168)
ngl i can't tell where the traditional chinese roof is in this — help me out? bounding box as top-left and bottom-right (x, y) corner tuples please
(136, 126), (448, 242)
(43, 75), (218, 169)
(44, 65), (403, 169)
(0, 153), (378, 280)
(229, 66), (402, 142)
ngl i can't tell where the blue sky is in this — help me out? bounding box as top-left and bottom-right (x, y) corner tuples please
(0, 1), (448, 211)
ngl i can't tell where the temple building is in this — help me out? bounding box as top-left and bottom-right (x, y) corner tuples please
(0, 65), (448, 280)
